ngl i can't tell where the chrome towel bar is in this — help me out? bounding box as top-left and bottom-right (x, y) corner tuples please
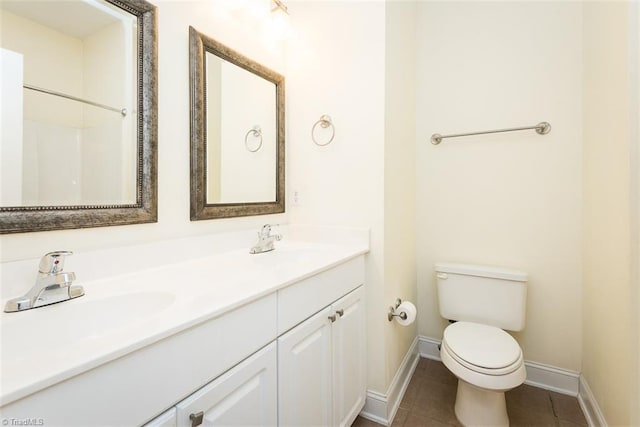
(430, 121), (551, 145)
(24, 84), (127, 117)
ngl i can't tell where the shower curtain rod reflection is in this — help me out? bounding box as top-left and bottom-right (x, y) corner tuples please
(23, 84), (127, 117)
(430, 121), (551, 145)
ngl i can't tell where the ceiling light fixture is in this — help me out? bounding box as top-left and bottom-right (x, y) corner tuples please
(271, 0), (288, 15)
(270, 0), (290, 40)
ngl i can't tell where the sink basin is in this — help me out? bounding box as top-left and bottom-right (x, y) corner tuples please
(0, 291), (175, 362)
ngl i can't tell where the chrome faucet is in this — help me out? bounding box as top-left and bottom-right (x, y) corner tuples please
(249, 224), (282, 254)
(4, 251), (84, 313)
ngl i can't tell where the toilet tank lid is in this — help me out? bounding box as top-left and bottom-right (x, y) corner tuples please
(435, 263), (528, 282)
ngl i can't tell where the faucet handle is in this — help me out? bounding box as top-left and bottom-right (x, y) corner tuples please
(260, 224), (272, 235)
(260, 223), (281, 237)
(39, 251), (73, 274)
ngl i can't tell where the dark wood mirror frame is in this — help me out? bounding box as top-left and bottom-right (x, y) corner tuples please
(0, 0), (158, 234)
(189, 26), (285, 221)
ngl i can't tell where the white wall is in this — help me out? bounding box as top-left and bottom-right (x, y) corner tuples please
(285, 0), (388, 392)
(0, 0), (288, 263)
(384, 0), (417, 391)
(415, 2), (584, 372)
(287, 0), (420, 399)
(582, 2), (638, 425)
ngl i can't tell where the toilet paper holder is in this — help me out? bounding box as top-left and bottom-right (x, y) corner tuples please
(388, 298), (407, 322)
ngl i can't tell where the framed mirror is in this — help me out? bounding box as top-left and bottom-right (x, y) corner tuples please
(189, 26), (285, 220)
(0, 0), (157, 234)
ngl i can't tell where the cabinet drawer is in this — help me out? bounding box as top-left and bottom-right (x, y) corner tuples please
(277, 256), (364, 335)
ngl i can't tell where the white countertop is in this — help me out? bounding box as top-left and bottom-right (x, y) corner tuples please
(0, 225), (369, 406)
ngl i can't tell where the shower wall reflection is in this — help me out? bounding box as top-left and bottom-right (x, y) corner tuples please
(0, 0), (137, 207)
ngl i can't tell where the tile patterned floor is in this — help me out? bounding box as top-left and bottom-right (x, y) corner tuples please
(352, 357), (588, 427)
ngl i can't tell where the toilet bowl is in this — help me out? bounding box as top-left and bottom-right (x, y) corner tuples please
(435, 263), (528, 427)
(440, 321), (526, 426)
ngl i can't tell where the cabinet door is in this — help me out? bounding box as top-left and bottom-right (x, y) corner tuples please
(332, 286), (366, 427)
(176, 342), (277, 427)
(278, 306), (333, 427)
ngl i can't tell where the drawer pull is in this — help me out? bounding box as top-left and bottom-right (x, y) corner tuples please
(328, 314), (337, 322)
(336, 309), (344, 317)
(190, 411), (204, 427)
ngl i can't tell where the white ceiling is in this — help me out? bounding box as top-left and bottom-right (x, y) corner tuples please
(0, 0), (132, 39)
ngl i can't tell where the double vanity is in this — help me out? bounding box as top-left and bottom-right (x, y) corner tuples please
(0, 225), (369, 426)
(0, 1), (363, 425)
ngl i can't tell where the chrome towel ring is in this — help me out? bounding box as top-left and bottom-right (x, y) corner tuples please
(245, 126), (263, 152)
(312, 114), (335, 146)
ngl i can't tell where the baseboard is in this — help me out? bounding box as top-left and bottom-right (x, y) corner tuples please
(524, 361), (580, 396)
(417, 336), (581, 396)
(360, 336), (419, 426)
(418, 335), (441, 360)
(578, 375), (608, 427)
(367, 335), (606, 427)
(359, 391), (389, 426)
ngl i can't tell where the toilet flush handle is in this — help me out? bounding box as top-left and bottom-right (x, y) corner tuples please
(437, 273), (448, 279)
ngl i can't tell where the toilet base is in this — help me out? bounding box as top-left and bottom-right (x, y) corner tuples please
(454, 379), (509, 427)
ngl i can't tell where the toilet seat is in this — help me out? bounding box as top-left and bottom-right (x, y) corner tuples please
(443, 322), (523, 376)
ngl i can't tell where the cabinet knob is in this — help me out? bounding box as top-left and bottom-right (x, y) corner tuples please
(190, 411), (204, 427)
(328, 314), (337, 322)
(336, 309), (344, 317)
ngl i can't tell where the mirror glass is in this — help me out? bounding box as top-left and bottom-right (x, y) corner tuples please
(205, 52), (277, 204)
(0, 0), (157, 233)
(190, 27), (285, 220)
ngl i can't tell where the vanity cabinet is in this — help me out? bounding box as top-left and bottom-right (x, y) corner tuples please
(2, 252), (366, 427)
(278, 286), (366, 427)
(144, 257), (366, 427)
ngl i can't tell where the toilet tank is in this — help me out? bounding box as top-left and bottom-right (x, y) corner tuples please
(435, 263), (528, 331)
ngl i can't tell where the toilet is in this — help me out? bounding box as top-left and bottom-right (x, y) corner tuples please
(435, 263), (528, 427)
